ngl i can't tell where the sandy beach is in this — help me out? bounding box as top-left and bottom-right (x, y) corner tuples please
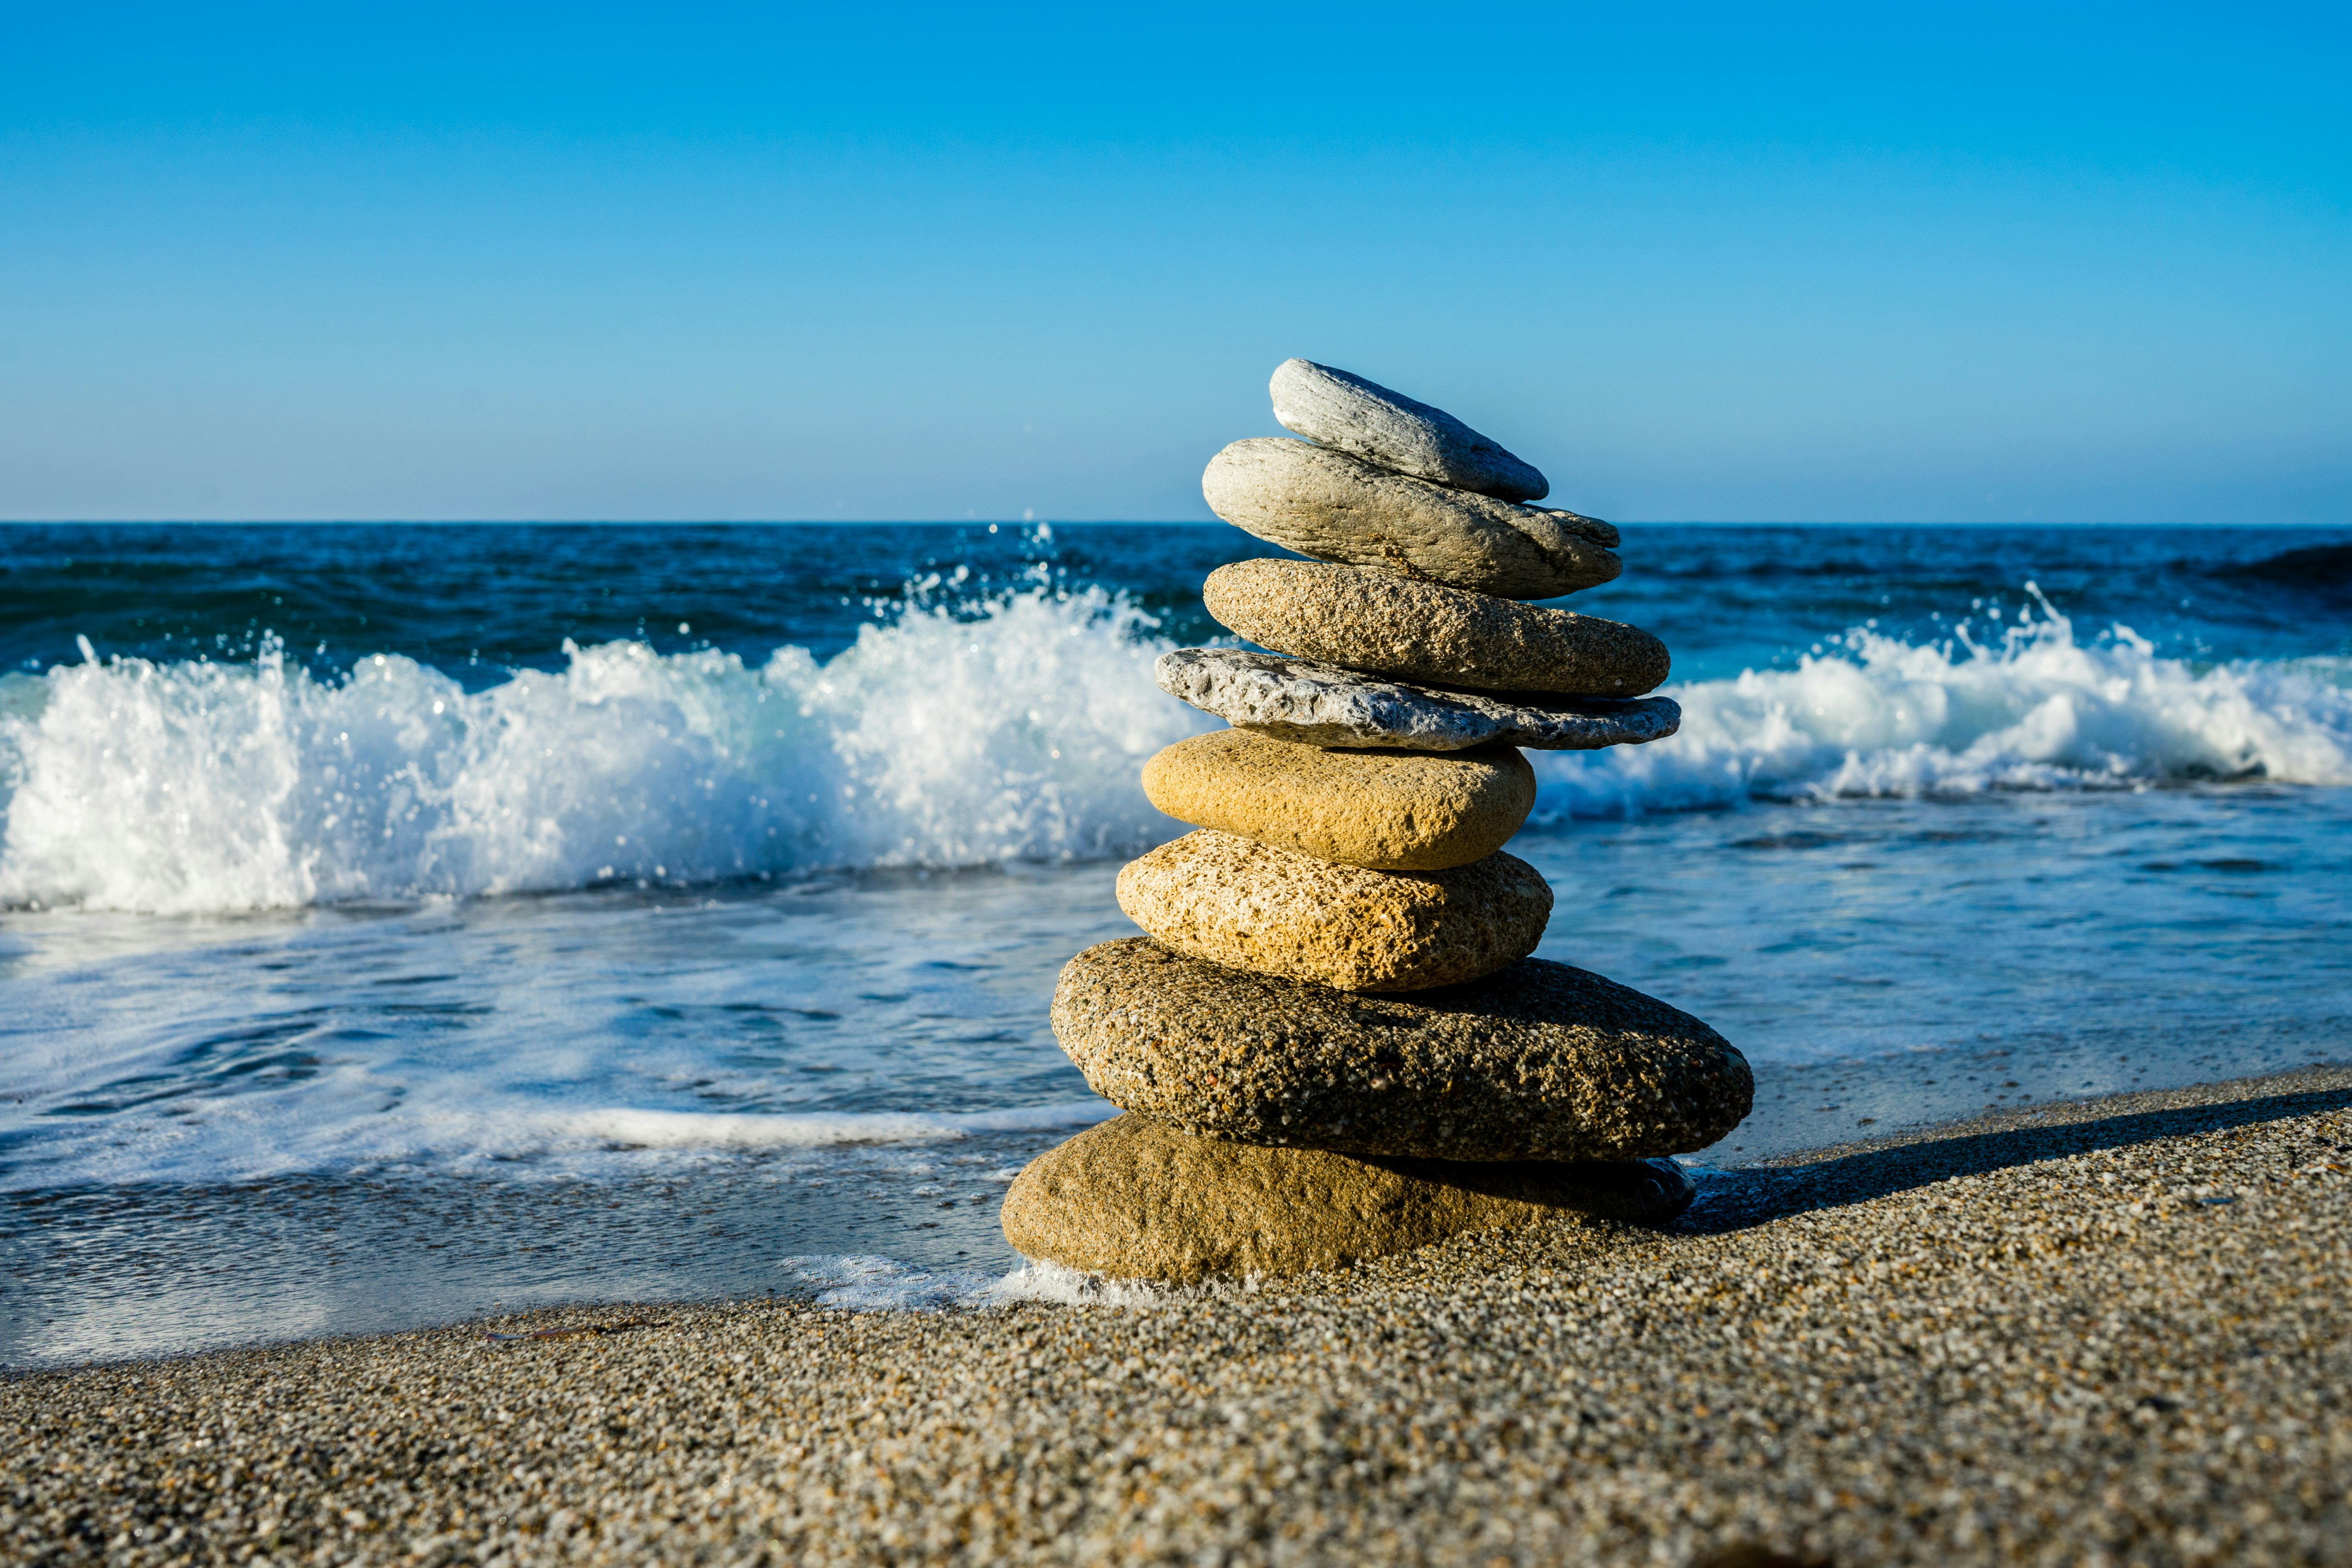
(8, 1066), (2350, 1567)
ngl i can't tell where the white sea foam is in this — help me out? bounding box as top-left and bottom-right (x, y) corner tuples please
(0, 1084), (1119, 1191)
(979, 1258), (1220, 1310)
(777, 1255), (1009, 1312)
(776, 1255), (1222, 1314)
(1534, 587), (2352, 818)
(4, 582), (2347, 911)
(0, 582), (1210, 913)
(558, 1101), (1115, 1151)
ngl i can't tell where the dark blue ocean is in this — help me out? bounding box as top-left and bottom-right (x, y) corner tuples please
(3, 522), (2349, 1365)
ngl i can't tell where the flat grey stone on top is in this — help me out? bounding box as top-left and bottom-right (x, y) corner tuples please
(1270, 358), (1550, 503)
(1201, 438), (1617, 601)
(1155, 647), (1680, 752)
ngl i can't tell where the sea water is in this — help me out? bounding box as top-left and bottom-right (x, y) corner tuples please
(2, 522), (2348, 1365)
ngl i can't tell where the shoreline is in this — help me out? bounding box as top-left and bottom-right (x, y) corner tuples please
(14, 1062), (2347, 1379)
(9, 1064), (2352, 1564)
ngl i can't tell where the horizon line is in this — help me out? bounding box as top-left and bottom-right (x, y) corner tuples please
(3, 518), (2345, 529)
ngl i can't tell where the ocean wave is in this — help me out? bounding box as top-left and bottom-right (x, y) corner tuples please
(3, 581), (2349, 912)
(1534, 585), (2352, 816)
(0, 581), (1211, 913)
(2223, 541), (2352, 588)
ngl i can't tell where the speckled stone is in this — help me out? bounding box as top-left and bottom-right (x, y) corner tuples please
(1051, 939), (1752, 1161)
(1140, 729), (1534, 871)
(1115, 831), (1551, 992)
(1268, 358), (1550, 502)
(1156, 647), (1681, 752)
(999, 1113), (1692, 1283)
(1200, 437), (1618, 599)
(1204, 557), (1669, 696)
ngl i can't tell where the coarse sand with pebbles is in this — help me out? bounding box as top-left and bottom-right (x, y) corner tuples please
(8, 1068), (2352, 1568)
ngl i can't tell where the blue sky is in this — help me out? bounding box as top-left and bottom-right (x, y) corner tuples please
(3, 2), (2346, 522)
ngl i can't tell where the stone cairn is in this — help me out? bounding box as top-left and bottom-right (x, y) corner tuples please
(1001, 358), (1753, 1283)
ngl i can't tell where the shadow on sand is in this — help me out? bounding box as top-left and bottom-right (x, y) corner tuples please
(1681, 1082), (2352, 1236)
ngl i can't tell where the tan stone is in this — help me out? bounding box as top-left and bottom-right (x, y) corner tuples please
(1200, 437), (1620, 599)
(1204, 558), (1669, 697)
(1000, 1113), (1696, 1283)
(1053, 940), (1754, 1162)
(1140, 729), (1534, 871)
(1116, 831), (1551, 992)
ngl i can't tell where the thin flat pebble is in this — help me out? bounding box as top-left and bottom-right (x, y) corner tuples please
(1157, 646), (1681, 751)
(1267, 358), (1550, 502)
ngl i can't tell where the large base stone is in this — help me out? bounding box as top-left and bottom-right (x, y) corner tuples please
(1141, 729), (1534, 871)
(1204, 558), (1669, 697)
(1156, 647), (1681, 752)
(1115, 831), (1551, 992)
(1052, 940), (1752, 1162)
(1201, 437), (1618, 600)
(1001, 1113), (1695, 1283)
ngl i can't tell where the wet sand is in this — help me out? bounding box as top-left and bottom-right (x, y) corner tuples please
(8, 1066), (2352, 1566)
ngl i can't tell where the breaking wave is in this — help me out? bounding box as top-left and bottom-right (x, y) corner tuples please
(3, 581), (2348, 911)
(0, 581), (1210, 913)
(1533, 585), (2352, 817)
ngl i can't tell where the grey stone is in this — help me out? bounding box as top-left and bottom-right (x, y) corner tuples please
(1201, 438), (1618, 600)
(1051, 939), (1753, 1162)
(1204, 557), (1669, 696)
(1000, 1113), (1694, 1283)
(1269, 358), (1550, 502)
(1154, 647), (1680, 752)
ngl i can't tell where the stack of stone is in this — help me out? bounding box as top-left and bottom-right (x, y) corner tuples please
(1001, 359), (1752, 1284)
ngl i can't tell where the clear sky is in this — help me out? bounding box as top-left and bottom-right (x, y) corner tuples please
(3, 2), (2346, 523)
